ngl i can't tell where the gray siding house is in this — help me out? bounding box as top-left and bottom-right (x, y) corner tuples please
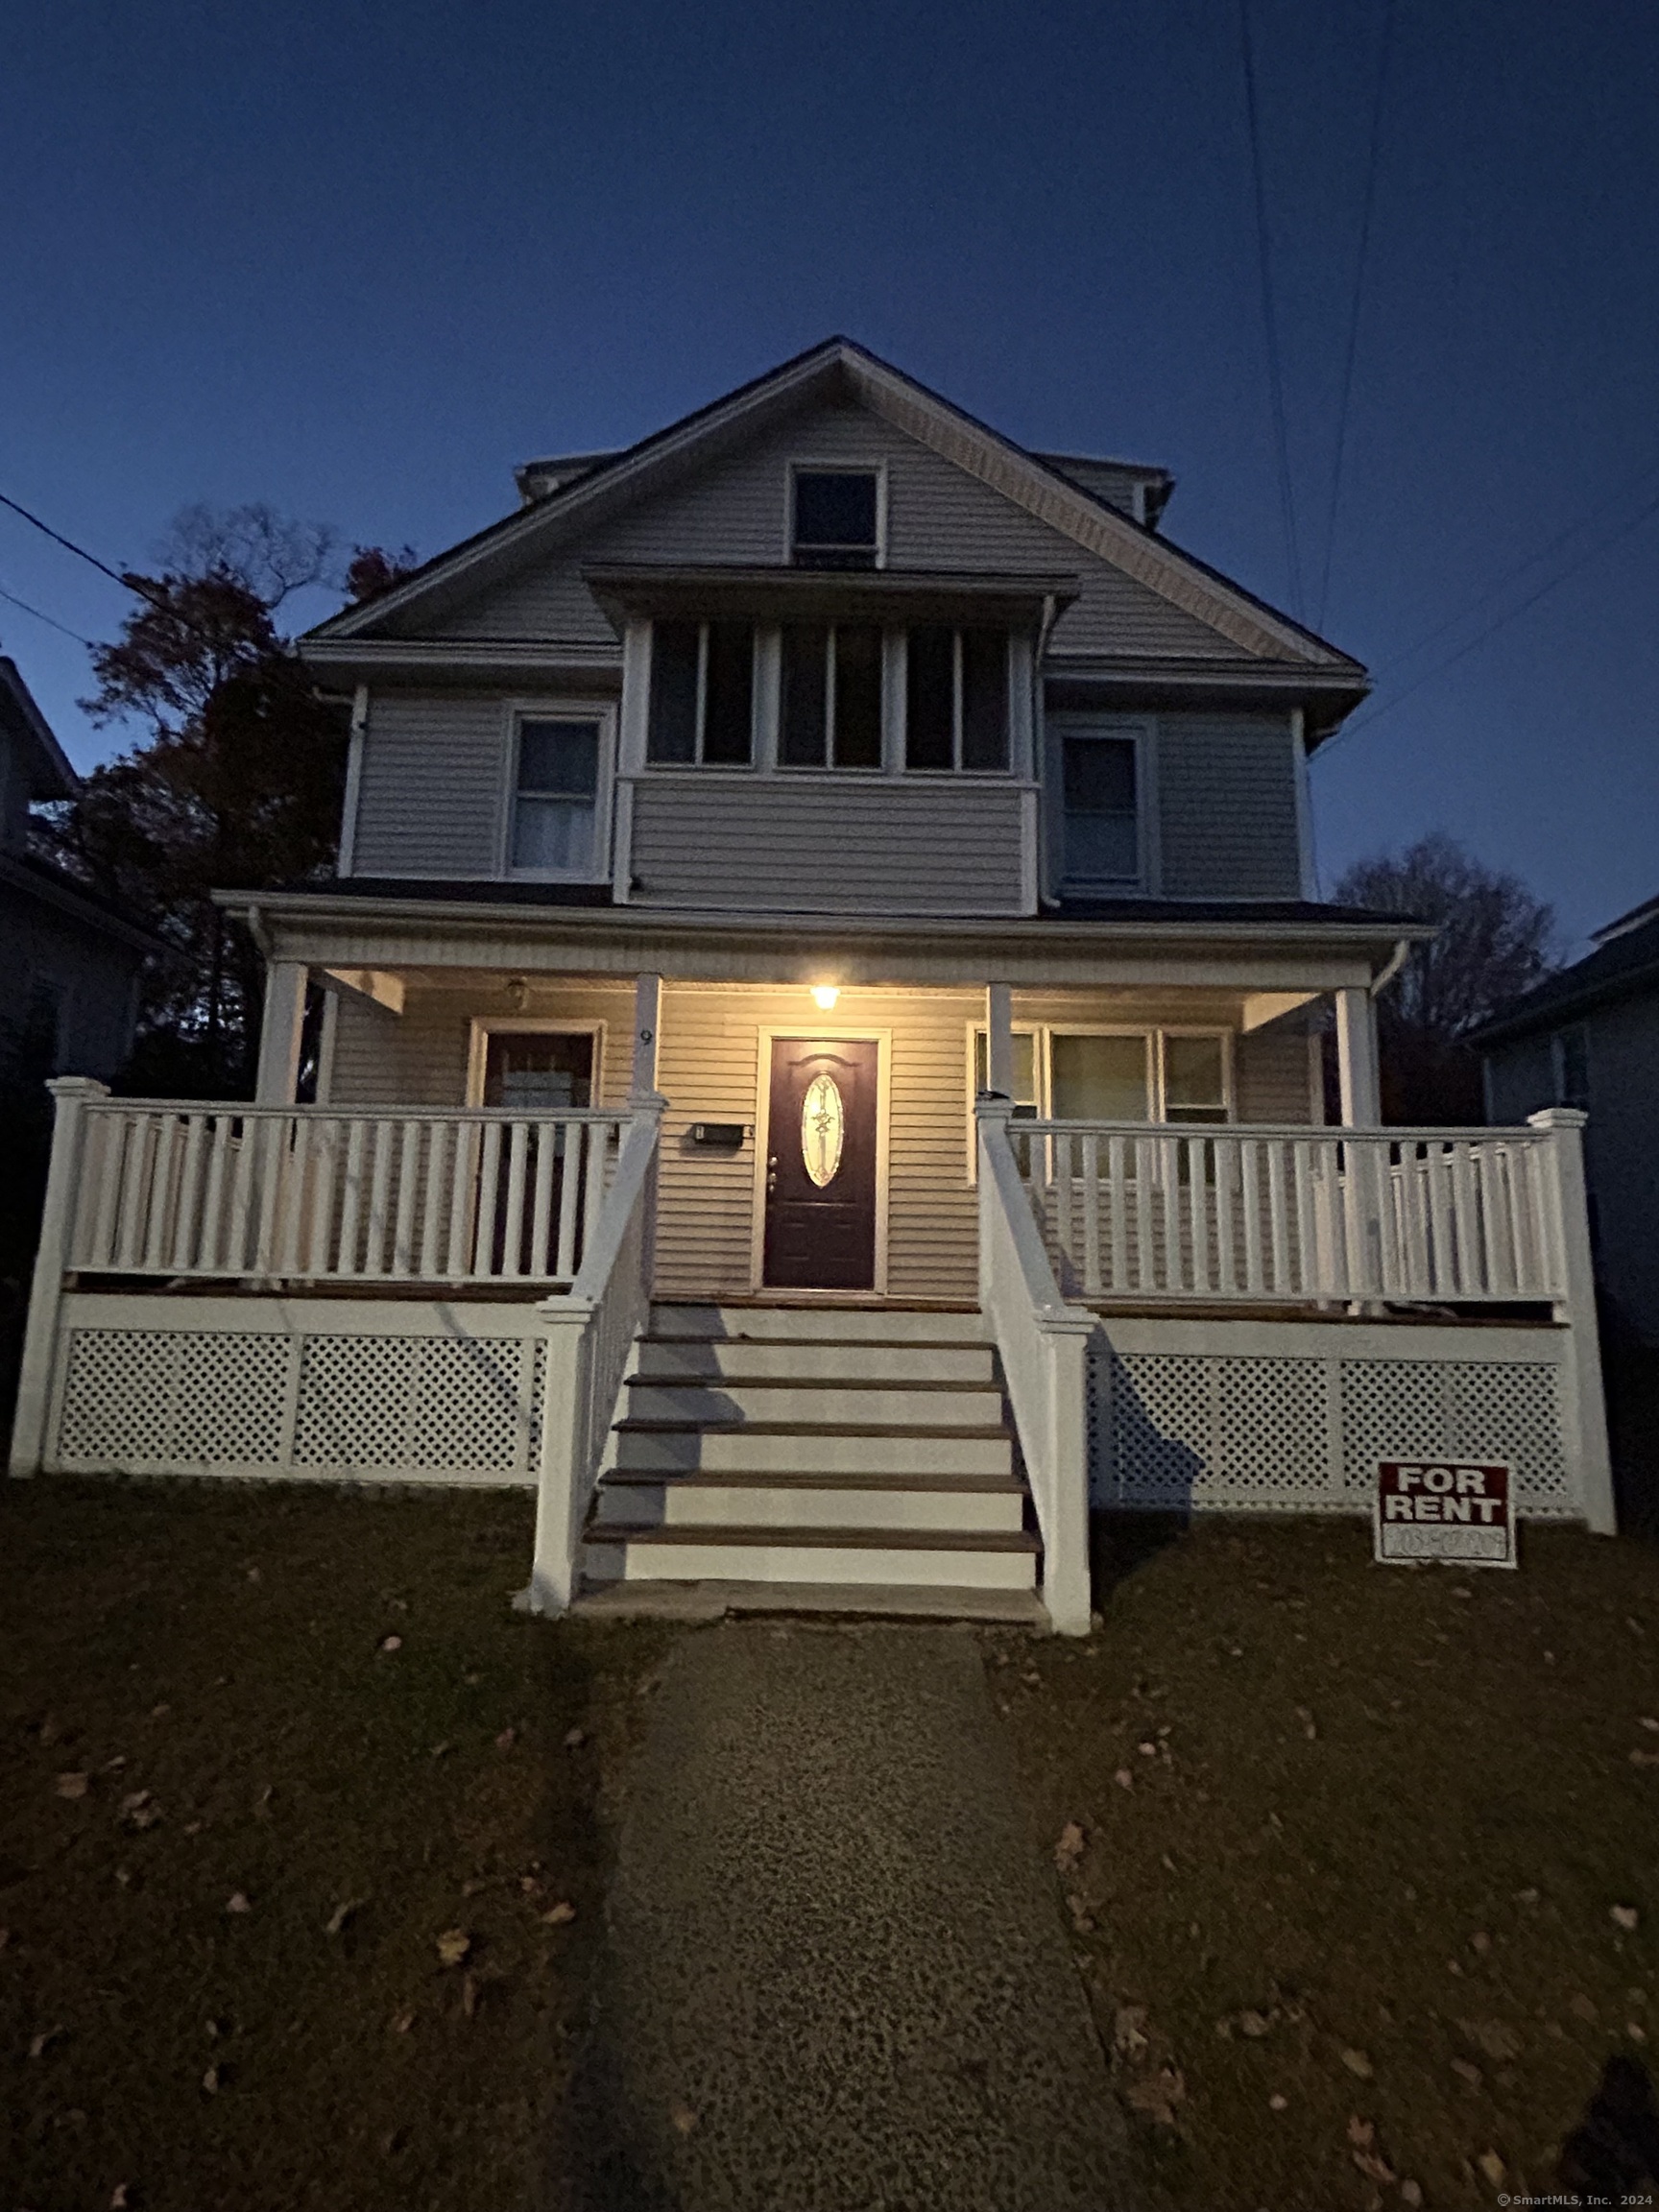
(1476, 896), (1659, 1344)
(10, 342), (1615, 1627)
(0, 659), (152, 1090)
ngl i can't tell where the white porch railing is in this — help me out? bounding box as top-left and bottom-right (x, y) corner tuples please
(524, 1094), (665, 1614)
(1007, 1118), (1573, 1307)
(977, 1102), (1094, 1637)
(63, 1094), (631, 1286)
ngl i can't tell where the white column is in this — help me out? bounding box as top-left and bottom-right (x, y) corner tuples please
(631, 974), (661, 1101)
(1528, 1107), (1616, 1534)
(10, 1077), (108, 1477)
(255, 961), (308, 1106)
(986, 982), (1015, 1099)
(1334, 986), (1381, 1127)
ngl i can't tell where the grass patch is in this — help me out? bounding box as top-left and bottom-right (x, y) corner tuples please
(0, 1477), (670, 2212)
(987, 1516), (1659, 2210)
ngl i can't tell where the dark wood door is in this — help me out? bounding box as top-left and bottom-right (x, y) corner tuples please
(762, 1038), (878, 1290)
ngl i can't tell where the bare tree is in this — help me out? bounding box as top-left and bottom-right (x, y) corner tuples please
(1332, 832), (1559, 1123)
(156, 502), (340, 615)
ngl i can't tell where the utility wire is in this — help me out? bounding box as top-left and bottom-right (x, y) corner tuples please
(0, 488), (136, 593)
(0, 579), (94, 647)
(1313, 0), (1394, 633)
(1315, 484), (1659, 757)
(1239, 0), (1304, 622)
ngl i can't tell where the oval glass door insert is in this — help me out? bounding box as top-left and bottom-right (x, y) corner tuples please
(801, 1072), (846, 1188)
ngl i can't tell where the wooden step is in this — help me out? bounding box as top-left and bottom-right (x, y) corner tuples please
(583, 1522), (1040, 1594)
(569, 1579), (1048, 1625)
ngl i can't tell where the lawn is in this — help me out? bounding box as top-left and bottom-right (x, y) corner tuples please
(990, 1515), (1659, 2210)
(0, 1478), (669, 2212)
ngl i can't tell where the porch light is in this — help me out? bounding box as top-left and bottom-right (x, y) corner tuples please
(504, 975), (530, 1012)
(810, 984), (840, 1011)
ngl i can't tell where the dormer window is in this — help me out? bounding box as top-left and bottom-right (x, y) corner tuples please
(790, 468), (881, 569)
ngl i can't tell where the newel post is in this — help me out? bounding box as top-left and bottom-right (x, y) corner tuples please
(523, 1296), (595, 1614)
(1527, 1108), (1615, 1533)
(10, 1077), (108, 1478)
(1039, 1311), (1096, 1637)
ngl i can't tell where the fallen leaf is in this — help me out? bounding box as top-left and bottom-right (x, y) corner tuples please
(1400, 2183), (1424, 2208)
(1239, 2008), (1272, 2039)
(563, 1726), (586, 1748)
(103, 1755), (128, 1772)
(391, 2008), (416, 2033)
(1112, 2006), (1148, 2059)
(1470, 1931), (1491, 1954)
(246, 1567), (261, 1583)
(1452, 2058), (1482, 2087)
(150, 1702), (171, 1719)
(1114, 1767), (1134, 1791)
(111, 2186), (132, 2209)
(1268, 2092), (1287, 2111)
(1477, 2149), (1506, 2188)
(1641, 1717), (1659, 1732)
(1339, 2047), (1375, 2080)
(378, 1634), (402, 1653)
(1629, 1749), (1659, 1767)
(1571, 1993), (1599, 2022)
(1347, 2116), (1375, 2149)
(1628, 2022), (1647, 2043)
(1067, 1894), (1094, 1932)
(225, 1891), (252, 1915)
(669, 2101), (699, 2134)
(56, 1772), (89, 1800)
(1513, 1887), (1539, 1904)
(29, 2025), (66, 2058)
(325, 1899), (364, 1936)
(1053, 1820), (1087, 1873)
(202, 2064), (221, 2094)
(1464, 2018), (1522, 2061)
(541, 1900), (576, 1927)
(1612, 1904), (1640, 1931)
(1123, 2066), (1186, 2125)
(1137, 1739), (1157, 1757)
(1353, 2149), (1397, 2185)
(436, 1929), (470, 1967)
(494, 1727), (517, 1751)
(253, 1785), (273, 1819)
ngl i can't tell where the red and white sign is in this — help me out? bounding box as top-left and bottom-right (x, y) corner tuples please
(1373, 1460), (1516, 1568)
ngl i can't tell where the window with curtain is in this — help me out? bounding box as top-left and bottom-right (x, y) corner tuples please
(510, 719), (601, 875)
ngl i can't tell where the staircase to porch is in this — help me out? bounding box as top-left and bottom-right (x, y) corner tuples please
(577, 1304), (1046, 1622)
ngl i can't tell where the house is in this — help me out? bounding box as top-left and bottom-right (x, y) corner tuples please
(0, 658), (154, 1093)
(7, 341), (1613, 1630)
(1474, 894), (1659, 1345)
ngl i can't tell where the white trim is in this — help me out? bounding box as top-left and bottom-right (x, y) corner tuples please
(338, 684), (368, 877)
(1046, 711), (1160, 897)
(465, 1018), (610, 1109)
(499, 698), (617, 884)
(750, 1024), (892, 1295)
(785, 456), (889, 569)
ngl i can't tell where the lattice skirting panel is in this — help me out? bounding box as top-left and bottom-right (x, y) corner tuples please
(47, 1297), (546, 1486)
(1087, 1320), (1576, 1520)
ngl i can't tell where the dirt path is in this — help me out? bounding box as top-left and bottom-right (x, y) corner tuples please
(557, 1618), (1143, 2211)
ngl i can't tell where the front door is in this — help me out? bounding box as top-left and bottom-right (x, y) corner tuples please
(762, 1037), (878, 1290)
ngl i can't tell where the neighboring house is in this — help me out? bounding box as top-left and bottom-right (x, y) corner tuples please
(9, 341), (1613, 1628)
(0, 658), (153, 1090)
(1474, 894), (1659, 1345)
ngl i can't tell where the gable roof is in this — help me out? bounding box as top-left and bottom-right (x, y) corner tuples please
(1470, 901), (1659, 1047)
(305, 338), (1363, 679)
(0, 657), (78, 801)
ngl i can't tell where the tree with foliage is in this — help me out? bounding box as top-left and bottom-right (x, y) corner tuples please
(1331, 832), (1559, 1124)
(37, 507), (418, 1097)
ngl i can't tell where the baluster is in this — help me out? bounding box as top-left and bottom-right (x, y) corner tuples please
(1241, 1140), (1264, 1294)
(1450, 1142), (1479, 1295)
(1514, 1142), (1545, 1293)
(393, 1119), (421, 1277)
(554, 1120), (582, 1280)
(142, 1115), (178, 1271)
(580, 1118), (611, 1274)
(1271, 1142), (1294, 1295)
(200, 1115), (233, 1273)
(307, 1118), (339, 1274)
(224, 1118), (257, 1274)
(1425, 1143), (1454, 1296)
(1476, 1144), (1509, 1295)
(1053, 1133), (1074, 1277)
(279, 1118), (311, 1276)
(501, 1120), (529, 1276)
(1080, 1133), (1101, 1297)
(114, 1116), (150, 1269)
(252, 1116), (287, 1276)
(1106, 1133), (1127, 1293)
(338, 1119), (368, 1275)
(530, 1120), (556, 1276)
(445, 1121), (476, 1278)
(1161, 1135), (1183, 1293)
(1134, 1135), (1156, 1291)
(1188, 1136), (1210, 1293)
(1214, 1136), (1237, 1294)
(82, 1112), (120, 1269)
(421, 1120), (448, 1279)
(170, 1114), (207, 1273)
(471, 1120), (503, 1276)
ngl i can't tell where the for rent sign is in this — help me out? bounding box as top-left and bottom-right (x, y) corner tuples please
(1374, 1461), (1516, 1568)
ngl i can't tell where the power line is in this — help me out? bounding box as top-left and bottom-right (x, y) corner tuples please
(0, 579), (94, 647)
(1314, 0), (1394, 633)
(1315, 485), (1659, 758)
(0, 488), (135, 593)
(1238, 0), (1304, 622)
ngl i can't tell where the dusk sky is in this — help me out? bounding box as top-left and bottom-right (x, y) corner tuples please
(3, 0), (1655, 950)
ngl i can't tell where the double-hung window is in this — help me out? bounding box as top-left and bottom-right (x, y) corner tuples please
(1060, 731), (1142, 888)
(905, 627), (1010, 772)
(647, 620), (756, 765)
(780, 622), (883, 769)
(510, 716), (602, 877)
(790, 468), (881, 569)
(966, 1024), (1231, 1173)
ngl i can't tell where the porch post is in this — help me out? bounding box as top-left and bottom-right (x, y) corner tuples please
(10, 1077), (108, 1478)
(1527, 1108), (1616, 1533)
(255, 960), (308, 1105)
(631, 974), (661, 1101)
(1334, 986), (1381, 1127)
(986, 982), (1015, 1098)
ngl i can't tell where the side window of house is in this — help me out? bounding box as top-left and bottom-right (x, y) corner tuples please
(780, 624), (883, 769)
(1062, 733), (1140, 887)
(968, 1027), (1230, 1158)
(1551, 1023), (1590, 1111)
(647, 621), (756, 765)
(905, 628), (1010, 773)
(511, 719), (601, 875)
(791, 469), (879, 569)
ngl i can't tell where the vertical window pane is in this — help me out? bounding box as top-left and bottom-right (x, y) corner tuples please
(973, 1029), (1038, 1110)
(702, 621), (754, 763)
(780, 625), (829, 766)
(793, 471), (878, 567)
(832, 624), (882, 768)
(512, 797), (593, 874)
(1050, 1033), (1150, 1119)
(517, 721), (598, 797)
(1164, 1035), (1227, 1123)
(905, 625), (954, 770)
(647, 622), (699, 763)
(1062, 734), (1140, 883)
(960, 630), (1009, 770)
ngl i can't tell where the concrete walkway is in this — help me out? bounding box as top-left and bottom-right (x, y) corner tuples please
(558, 1620), (1142, 2211)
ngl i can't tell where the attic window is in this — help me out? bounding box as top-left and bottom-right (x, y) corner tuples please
(791, 469), (881, 569)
